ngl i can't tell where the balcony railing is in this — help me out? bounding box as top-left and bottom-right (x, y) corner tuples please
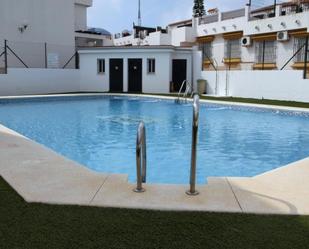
(221, 8), (246, 21)
(199, 14), (219, 25)
(281, 3), (309, 16)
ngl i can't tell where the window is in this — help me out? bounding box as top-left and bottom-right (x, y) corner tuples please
(294, 37), (309, 63)
(199, 42), (213, 61)
(224, 39), (241, 59)
(147, 59), (156, 74)
(97, 59), (105, 74)
(255, 41), (277, 64)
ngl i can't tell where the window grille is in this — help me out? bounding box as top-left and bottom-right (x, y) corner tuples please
(294, 37), (309, 62)
(199, 42), (213, 61)
(224, 39), (241, 59)
(255, 41), (277, 64)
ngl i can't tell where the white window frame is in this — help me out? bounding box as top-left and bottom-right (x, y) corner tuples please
(97, 59), (105, 74)
(147, 58), (156, 74)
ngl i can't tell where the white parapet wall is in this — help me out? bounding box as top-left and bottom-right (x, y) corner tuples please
(202, 70), (309, 103)
(0, 69), (82, 96)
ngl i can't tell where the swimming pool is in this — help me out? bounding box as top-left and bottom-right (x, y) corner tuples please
(0, 95), (309, 184)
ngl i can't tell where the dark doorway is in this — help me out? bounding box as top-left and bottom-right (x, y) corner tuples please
(172, 59), (187, 92)
(128, 59), (143, 93)
(109, 59), (123, 92)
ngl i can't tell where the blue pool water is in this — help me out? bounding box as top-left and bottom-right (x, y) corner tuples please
(1, 96), (309, 184)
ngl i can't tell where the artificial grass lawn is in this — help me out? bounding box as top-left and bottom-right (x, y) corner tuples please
(154, 93), (309, 109)
(0, 177), (309, 249)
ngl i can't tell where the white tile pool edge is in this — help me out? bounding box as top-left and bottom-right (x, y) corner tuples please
(0, 94), (309, 214)
(1, 92), (309, 113)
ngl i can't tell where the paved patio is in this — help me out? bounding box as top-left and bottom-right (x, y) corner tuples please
(1, 122), (309, 215)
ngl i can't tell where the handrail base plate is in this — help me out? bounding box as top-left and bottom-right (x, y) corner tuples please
(133, 188), (146, 193)
(186, 190), (199, 196)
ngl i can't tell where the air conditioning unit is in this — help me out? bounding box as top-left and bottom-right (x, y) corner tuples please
(277, 31), (289, 41)
(241, 36), (252, 47)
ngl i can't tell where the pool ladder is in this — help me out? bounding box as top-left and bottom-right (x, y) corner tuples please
(134, 94), (200, 196)
(133, 122), (147, 193)
(175, 80), (194, 104)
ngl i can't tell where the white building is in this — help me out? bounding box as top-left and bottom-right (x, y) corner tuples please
(1, 0), (309, 103)
(113, 1), (309, 73)
(0, 0), (111, 69)
(78, 46), (195, 94)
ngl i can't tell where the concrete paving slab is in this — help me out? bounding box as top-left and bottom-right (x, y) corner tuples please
(0, 125), (108, 205)
(91, 176), (242, 212)
(228, 177), (309, 215)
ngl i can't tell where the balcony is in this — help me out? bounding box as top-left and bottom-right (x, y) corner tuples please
(249, 2), (309, 21)
(280, 2), (309, 16)
(221, 8), (246, 21)
(199, 14), (219, 25)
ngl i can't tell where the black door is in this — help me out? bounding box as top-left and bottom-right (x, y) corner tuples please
(128, 59), (142, 93)
(172, 59), (187, 92)
(109, 59), (123, 92)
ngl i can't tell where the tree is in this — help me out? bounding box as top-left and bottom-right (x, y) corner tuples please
(193, 0), (205, 18)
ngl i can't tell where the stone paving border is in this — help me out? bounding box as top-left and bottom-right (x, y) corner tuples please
(0, 94), (309, 215)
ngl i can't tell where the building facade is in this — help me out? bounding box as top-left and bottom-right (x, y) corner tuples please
(0, 0), (111, 69)
(79, 46), (194, 94)
(113, 1), (309, 73)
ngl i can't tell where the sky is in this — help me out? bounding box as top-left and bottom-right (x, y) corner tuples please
(87, 0), (249, 33)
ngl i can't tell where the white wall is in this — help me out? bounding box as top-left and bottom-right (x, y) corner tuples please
(0, 69), (81, 96)
(0, 0), (76, 46)
(79, 48), (193, 94)
(197, 15), (247, 38)
(171, 27), (194, 46)
(145, 32), (171, 46)
(74, 4), (87, 31)
(202, 70), (309, 102)
(244, 11), (309, 36)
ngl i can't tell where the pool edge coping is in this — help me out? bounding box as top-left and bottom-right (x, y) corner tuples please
(1, 92), (309, 113)
(0, 94), (309, 215)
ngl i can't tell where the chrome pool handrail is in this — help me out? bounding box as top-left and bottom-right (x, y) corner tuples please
(176, 80), (193, 103)
(133, 122), (147, 193)
(186, 94), (200, 196)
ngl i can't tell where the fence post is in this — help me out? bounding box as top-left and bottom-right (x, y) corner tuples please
(4, 39), (8, 74)
(44, 42), (48, 69)
(303, 36), (308, 79)
(75, 51), (79, 69)
(262, 40), (266, 70)
(273, 0), (277, 16)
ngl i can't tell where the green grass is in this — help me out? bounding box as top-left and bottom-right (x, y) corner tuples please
(199, 96), (309, 109)
(148, 93), (309, 109)
(1, 177), (309, 248)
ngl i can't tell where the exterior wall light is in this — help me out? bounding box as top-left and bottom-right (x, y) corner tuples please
(232, 24), (237, 29)
(18, 21), (29, 33)
(255, 26), (260, 31)
(212, 28), (217, 32)
(222, 26), (226, 31)
(203, 29), (208, 34)
(281, 22), (286, 28)
(295, 20), (301, 25)
(267, 24), (273, 29)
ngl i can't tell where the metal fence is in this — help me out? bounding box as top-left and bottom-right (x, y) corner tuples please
(199, 14), (219, 25)
(0, 40), (79, 72)
(249, 0), (287, 20)
(221, 8), (246, 21)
